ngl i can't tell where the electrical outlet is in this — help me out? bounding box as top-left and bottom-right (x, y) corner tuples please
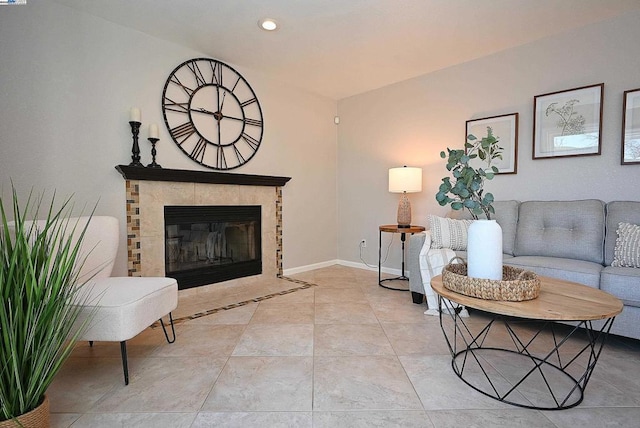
(360, 239), (367, 248)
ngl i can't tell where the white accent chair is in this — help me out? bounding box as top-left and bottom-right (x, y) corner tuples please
(24, 216), (178, 385)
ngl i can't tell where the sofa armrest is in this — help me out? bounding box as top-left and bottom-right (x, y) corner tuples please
(408, 232), (428, 294)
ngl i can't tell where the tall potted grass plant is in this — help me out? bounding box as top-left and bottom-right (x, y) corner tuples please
(0, 187), (94, 427)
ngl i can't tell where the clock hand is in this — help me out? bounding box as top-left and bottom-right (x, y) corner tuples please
(192, 107), (224, 121)
(192, 107), (217, 116)
(216, 85), (221, 113)
(220, 114), (243, 122)
(220, 89), (228, 111)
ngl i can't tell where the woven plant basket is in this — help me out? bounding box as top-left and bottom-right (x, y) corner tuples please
(442, 257), (540, 301)
(0, 396), (50, 428)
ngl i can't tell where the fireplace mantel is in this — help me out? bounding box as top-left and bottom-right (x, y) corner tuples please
(116, 165), (291, 187)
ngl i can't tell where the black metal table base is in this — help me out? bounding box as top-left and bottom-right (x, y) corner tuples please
(437, 296), (615, 410)
(378, 228), (411, 291)
(379, 275), (410, 291)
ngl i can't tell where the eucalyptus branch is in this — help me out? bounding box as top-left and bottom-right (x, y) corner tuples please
(435, 126), (502, 220)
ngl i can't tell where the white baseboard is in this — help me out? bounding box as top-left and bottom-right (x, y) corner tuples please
(336, 260), (401, 276)
(282, 259), (339, 276)
(283, 259), (403, 277)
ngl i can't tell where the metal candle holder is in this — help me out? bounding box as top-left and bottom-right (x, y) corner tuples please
(128, 121), (144, 167)
(147, 137), (162, 168)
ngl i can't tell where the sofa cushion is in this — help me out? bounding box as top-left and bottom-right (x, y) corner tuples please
(450, 200), (519, 256)
(504, 256), (602, 288)
(605, 201), (640, 266)
(600, 266), (640, 307)
(514, 200), (605, 264)
(428, 215), (472, 250)
(612, 222), (640, 268)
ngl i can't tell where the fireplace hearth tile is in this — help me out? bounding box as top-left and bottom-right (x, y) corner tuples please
(125, 178), (282, 286)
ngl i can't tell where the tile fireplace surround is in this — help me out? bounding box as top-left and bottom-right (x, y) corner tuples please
(116, 165), (291, 293)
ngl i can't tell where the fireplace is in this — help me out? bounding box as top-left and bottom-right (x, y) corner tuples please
(116, 165), (290, 293)
(164, 205), (261, 290)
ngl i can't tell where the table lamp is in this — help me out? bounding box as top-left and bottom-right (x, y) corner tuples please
(389, 166), (422, 228)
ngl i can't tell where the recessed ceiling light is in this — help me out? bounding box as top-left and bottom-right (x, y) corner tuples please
(258, 18), (278, 31)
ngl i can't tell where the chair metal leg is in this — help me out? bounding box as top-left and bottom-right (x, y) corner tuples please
(120, 341), (129, 385)
(159, 312), (176, 344)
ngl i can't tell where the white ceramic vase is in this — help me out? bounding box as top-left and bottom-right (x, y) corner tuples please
(467, 219), (503, 280)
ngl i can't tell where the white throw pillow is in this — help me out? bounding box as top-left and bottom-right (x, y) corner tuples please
(612, 222), (640, 268)
(428, 215), (473, 251)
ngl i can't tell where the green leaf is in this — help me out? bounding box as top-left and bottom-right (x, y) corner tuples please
(467, 134), (477, 141)
(451, 202), (463, 210)
(483, 193), (494, 204)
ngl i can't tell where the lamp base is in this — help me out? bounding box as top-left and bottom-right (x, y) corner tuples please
(397, 224), (411, 228)
(397, 192), (412, 228)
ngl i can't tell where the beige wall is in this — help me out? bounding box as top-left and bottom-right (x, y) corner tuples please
(2, 3), (640, 277)
(0, 1), (337, 275)
(337, 11), (640, 272)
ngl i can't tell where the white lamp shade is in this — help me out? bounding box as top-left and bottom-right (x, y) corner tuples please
(389, 166), (422, 193)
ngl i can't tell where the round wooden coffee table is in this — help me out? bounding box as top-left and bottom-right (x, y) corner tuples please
(431, 274), (623, 410)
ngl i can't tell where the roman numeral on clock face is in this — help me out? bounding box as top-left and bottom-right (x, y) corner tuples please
(170, 122), (196, 143)
(241, 133), (260, 150)
(233, 144), (246, 164)
(187, 62), (207, 87)
(241, 98), (257, 108)
(190, 138), (207, 163)
(210, 62), (223, 86)
(216, 145), (227, 169)
(244, 118), (262, 127)
(163, 97), (189, 113)
(170, 75), (195, 97)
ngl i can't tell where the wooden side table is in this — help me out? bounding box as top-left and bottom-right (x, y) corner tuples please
(378, 224), (425, 290)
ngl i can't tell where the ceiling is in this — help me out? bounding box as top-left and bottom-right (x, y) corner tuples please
(52, 0), (640, 100)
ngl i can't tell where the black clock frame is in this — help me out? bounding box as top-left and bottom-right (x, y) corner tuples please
(161, 58), (264, 170)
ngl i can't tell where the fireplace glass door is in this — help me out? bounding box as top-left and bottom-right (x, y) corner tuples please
(164, 205), (261, 289)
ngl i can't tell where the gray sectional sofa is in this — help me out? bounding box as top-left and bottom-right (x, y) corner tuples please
(408, 200), (640, 340)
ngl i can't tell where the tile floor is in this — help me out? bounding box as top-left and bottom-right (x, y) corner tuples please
(48, 265), (640, 427)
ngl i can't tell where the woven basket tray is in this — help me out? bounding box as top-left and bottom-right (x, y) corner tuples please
(442, 258), (540, 301)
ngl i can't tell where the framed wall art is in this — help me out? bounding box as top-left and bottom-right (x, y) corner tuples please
(622, 88), (640, 165)
(533, 83), (604, 159)
(465, 113), (518, 174)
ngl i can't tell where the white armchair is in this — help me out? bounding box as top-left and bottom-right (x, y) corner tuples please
(22, 216), (178, 385)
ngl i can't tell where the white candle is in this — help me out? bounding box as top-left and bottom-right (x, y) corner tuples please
(130, 107), (141, 122)
(149, 124), (159, 139)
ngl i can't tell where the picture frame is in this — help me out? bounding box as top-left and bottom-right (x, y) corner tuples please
(533, 83), (604, 159)
(622, 88), (640, 165)
(465, 113), (518, 174)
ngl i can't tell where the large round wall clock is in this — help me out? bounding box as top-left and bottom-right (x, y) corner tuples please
(162, 58), (263, 170)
